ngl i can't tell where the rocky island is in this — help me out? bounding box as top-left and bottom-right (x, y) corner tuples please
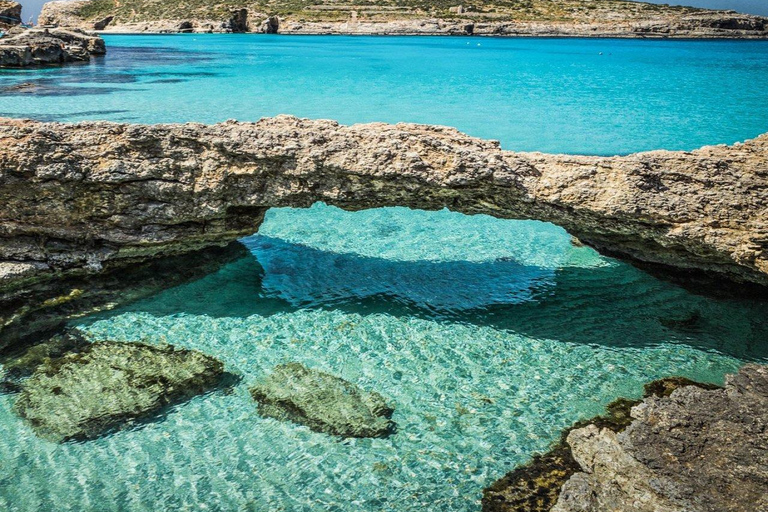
(38, 0), (768, 38)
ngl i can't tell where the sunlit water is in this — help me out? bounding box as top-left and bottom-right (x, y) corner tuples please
(1, 36), (768, 512)
(1, 35), (768, 154)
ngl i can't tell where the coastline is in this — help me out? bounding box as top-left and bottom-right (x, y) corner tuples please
(87, 29), (768, 39)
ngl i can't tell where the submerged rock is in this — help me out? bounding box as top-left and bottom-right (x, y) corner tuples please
(13, 341), (225, 442)
(0, 331), (88, 392)
(0, 27), (105, 67)
(250, 362), (395, 438)
(482, 377), (720, 512)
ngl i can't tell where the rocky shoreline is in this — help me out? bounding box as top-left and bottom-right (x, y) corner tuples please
(0, 27), (105, 67)
(37, 0), (768, 38)
(484, 364), (768, 512)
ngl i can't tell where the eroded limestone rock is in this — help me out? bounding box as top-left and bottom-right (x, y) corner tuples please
(13, 341), (225, 441)
(250, 362), (395, 437)
(482, 377), (719, 512)
(0, 27), (105, 67)
(553, 365), (768, 512)
(0, 116), (765, 293)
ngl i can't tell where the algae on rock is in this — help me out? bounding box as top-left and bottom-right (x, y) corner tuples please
(13, 341), (225, 442)
(250, 362), (395, 438)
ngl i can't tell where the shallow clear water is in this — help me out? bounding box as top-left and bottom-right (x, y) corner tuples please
(1, 36), (768, 512)
(2, 205), (768, 512)
(1, 35), (768, 154)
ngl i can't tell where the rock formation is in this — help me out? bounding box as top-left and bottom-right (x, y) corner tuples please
(0, 27), (105, 67)
(482, 377), (719, 512)
(0, 115), (766, 302)
(37, 0), (768, 38)
(0, 1), (21, 29)
(13, 340), (226, 442)
(250, 362), (395, 437)
(553, 364), (768, 512)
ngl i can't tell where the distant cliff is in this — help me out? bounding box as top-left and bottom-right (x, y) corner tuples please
(39, 0), (768, 37)
(0, 1), (22, 28)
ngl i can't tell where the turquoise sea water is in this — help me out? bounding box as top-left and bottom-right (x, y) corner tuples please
(1, 36), (768, 512)
(1, 35), (768, 154)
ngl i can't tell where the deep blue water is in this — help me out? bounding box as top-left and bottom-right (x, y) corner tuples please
(1, 36), (768, 512)
(1, 35), (768, 154)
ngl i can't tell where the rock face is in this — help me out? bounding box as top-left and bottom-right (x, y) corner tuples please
(0, 1), (21, 29)
(0, 116), (766, 296)
(36, 0), (768, 38)
(553, 364), (768, 512)
(13, 341), (225, 442)
(250, 362), (395, 437)
(482, 377), (718, 512)
(0, 28), (105, 67)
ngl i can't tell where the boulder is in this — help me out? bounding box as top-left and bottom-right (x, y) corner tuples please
(13, 341), (225, 441)
(250, 362), (395, 437)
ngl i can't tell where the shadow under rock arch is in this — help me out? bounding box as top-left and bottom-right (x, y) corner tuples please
(81, 235), (768, 363)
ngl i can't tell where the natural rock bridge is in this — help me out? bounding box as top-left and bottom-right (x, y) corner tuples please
(1, 115), (766, 296)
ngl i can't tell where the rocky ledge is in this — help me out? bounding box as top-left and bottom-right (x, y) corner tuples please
(0, 27), (106, 67)
(485, 364), (768, 512)
(12, 339), (226, 442)
(251, 362), (395, 438)
(0, 116), (766, 305)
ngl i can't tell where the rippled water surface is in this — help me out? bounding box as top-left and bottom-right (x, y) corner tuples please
(1, 35), (768, 153)
(1, 35), (768, 512)
(2, 205), (768, 511)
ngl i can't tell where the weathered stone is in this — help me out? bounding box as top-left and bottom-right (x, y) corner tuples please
(13, 341), (226, 442)
(0, 116), (766, 294)
(482, 377), (721, 512)
(553, 364), (768, 512)
(250, 362), (395, 437)
(0, 27), (105, 67)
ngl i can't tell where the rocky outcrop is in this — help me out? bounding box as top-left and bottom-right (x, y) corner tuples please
(482, 377), (719, 512)
(0, 27), (105, 67)
(553, 364), (768, 512)
(250, 362), (395, 437)
(13, 340), (226, 441)
(36, 0), (768, 38)
(0, 115), (766, 298)
(0, 1), (21, 29)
